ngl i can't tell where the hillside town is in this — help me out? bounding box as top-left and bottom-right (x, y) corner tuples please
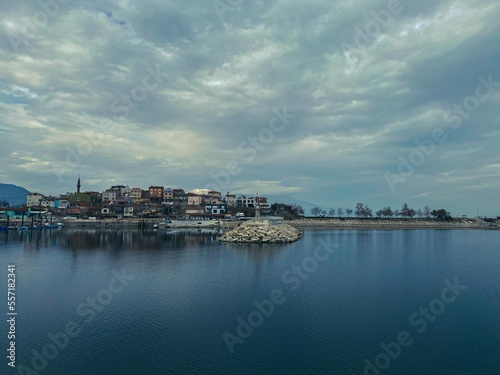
(0, 177), (276, 221)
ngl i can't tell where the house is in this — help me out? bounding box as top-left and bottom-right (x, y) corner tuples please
(164, 188), (174, 202)
(185, 205), (205, 219)
(27, 193), (44, 207)
(206, 190), (222, 204)
(255, 196), (270, 214)
(111, 185), (131, 196)
(103, 189), (119, 203)
(173, 188), (187, 205)
(224, 193), (237, 207)
(205, 203), (227, 215)
(55, 199), (70, 210)
(130, 188), (143, 203)
(237, 195), (255, 208)
(149, 186), (164, 203)
(40, 197), (56, 208)
(187, 193), (203, 206)
(124, 206), (134, 217)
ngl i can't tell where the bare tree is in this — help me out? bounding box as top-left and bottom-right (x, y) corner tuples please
(310, 206), (322, 217)
(355, 203), (365, 217)
(346, 209), (353, 218)
(328, 208), (336, 217)
(337, 208), (343, 217)
(423, 205), (431, 218)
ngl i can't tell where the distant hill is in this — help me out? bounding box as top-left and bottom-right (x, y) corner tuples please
(0, 183), (30, 206)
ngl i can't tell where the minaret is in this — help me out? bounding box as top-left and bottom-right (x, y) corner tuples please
(77, 176), (81, 194)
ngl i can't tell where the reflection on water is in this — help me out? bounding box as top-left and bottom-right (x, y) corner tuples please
(1, 228), (224, 251)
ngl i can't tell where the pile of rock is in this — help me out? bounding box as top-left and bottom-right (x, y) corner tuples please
(219, 223), (301, 243)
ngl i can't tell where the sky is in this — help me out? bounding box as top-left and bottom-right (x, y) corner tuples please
(0, 0), (499, 216)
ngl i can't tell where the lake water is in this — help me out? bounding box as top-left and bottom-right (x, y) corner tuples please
(1, 228), (499, 375)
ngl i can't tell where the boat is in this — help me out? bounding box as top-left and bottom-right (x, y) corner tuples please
(18, 226), (28, 231)
(45, 224), (59, 229)
(56, 222), (65, 227)
(28, 226), (44, 230)
(0, 225), (7, 232)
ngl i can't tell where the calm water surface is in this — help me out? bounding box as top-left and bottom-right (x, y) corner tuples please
(0, 228), (499, 375)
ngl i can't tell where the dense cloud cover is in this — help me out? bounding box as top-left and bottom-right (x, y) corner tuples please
(1, 0), (499, 216)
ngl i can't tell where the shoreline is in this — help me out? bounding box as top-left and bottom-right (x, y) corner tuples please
(287, 218), (500, 230)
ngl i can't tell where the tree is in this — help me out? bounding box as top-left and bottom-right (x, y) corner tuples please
(355, 203), (373, 217)
(385, 207), (394, 217)
(416, 209), (423, 218)
(431, 209), (452, 221)
(291, 204), (304, 216)
(423, 205), (431, 218)
(346, 209), (353, 218)
(0, 200), (9, 207)
(328, 208), (336, 217)
(401, 203), (410, 219)
(337, 208), (343, 217)
(310, 206), (322, 217)
(394, 209), (400, 217)
(355, 203), (365, 217)
(320, 210), (327, 217)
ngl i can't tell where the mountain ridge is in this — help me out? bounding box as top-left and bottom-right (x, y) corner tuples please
(0, 183), (30, 206)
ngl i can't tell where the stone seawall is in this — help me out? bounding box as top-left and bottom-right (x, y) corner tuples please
(219, 223), (301, 243)
(288, 218), (499, 229)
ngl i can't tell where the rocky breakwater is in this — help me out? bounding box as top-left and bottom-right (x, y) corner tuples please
(219, 223), (301, 243)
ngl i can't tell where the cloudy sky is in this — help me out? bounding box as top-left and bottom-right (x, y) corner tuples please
(1, 0), (499, 216)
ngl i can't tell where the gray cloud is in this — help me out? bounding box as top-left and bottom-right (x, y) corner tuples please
(0, 0), (499, 216)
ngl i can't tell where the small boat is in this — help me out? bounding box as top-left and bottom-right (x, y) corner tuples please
(18, 226), (28, 231)
(45, 224), (59, 229)
(28, 226), (44, 230)
(57, 222), (65, 227)
(0, 225), (7, 232)
(7, 226), (17, 230)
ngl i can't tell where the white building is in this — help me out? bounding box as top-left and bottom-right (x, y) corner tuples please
(102, 189), (118, 203)
(224, 194), (237, 207)
(27, 193), (44, 207)
(237, 195), (255, 208)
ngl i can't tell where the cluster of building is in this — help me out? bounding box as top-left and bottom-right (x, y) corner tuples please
(4, 178), (271, 220)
